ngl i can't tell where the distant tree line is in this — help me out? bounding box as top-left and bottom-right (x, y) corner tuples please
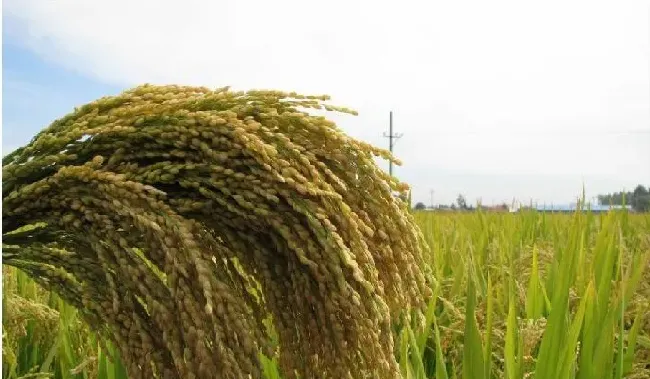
(414, 193), (473, 211)
(413, 185), (650, 213)
(597, 184), (650, 212)
(414, 194), (508, 212)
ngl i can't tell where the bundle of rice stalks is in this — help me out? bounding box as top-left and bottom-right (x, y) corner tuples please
(2, 84), (432, 379)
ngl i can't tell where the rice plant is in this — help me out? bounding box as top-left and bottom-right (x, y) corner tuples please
(4, 209), (649, 378)
(3, 85), (431, 378)
(2, 85), (649, 378)
(401, 208), (650, 379)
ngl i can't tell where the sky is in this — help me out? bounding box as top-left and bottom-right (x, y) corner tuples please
(2, 0), (650, 206)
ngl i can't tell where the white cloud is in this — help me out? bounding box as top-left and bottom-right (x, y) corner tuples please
(4, 0), (650, 204)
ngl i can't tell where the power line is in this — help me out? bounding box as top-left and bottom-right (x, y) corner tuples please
(383, 111), (403, 176)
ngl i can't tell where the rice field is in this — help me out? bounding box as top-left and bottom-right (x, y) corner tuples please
(3, 208), (650, 379)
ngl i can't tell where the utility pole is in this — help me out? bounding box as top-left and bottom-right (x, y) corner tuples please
(430, 189), (435, 209)
(383, 111), (403, 176)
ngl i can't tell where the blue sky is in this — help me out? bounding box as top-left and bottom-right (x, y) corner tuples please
(2, 42), (121, 153)
(3, 0), (649, 206)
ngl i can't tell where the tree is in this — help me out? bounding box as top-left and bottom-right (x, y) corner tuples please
(632, 185), (650, 212)
(456, 194), (467, 210)
(597, 194), (609, 205)
(633, 196), (650, 212)
(597, 184), (650, 212)
(633, 184), (648, 197)
(414, 202), (426, 210)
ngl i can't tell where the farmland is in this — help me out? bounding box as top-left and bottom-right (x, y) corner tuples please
(4, 209), (649, 379)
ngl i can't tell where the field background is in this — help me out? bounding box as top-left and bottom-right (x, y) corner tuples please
(3, 209), (650, 379)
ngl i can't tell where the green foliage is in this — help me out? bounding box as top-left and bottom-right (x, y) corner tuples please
(2, 268), (126, 379)
(408, 209), (649, 378)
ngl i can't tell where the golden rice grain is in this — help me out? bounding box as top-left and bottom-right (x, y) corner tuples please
(2, 84), (432, 379)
